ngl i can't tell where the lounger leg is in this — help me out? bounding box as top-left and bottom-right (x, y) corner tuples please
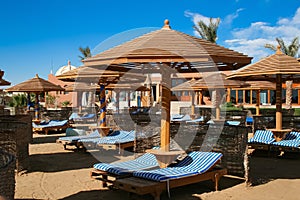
(102, 175), (108, 188)
(151, 191), (162, 200)
(213, 173), (220, 191)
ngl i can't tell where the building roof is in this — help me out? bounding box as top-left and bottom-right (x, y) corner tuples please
(55, 60), (77, 76)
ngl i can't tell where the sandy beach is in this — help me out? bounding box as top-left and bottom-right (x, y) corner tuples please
(14, 133), (300, 200)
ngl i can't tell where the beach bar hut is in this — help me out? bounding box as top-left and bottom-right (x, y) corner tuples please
(82, 20), (252, 156)
(227, 46), (300, 141)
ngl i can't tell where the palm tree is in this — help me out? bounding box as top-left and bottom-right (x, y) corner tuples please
(193, 17), (221, 111)
(78, 46), (91, 61)
(265, 37), (300, 109)
(265, 37), (299, 57)
(193, 18), (220, 43)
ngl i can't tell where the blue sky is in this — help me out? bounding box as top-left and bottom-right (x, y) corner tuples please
(1, 0), (300, 86)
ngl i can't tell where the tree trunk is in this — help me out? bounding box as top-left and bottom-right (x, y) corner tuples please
(211, 90), (217, 107)
(286, 80), (293, 109)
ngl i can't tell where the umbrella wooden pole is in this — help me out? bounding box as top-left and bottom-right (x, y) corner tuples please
(34, 92), (40, 121)
(215, 89), (221, 120)
(78, 91), (83, 114)
(98, 84), (106, 127)
(226, 88), (231, 103)
(199, 90), (203, 105)
(160, 65), (171, 151)
(27, 92), (31, 112)
(276, 74), (282, 130)
(127, 91), (131, 107)
(191, 91), (195, 119)
(256, 90), (260, 115)
(116, 91), (120, 114)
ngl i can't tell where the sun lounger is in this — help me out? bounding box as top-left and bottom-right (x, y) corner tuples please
(248, 129), (300, 154)
(56, 129), (101, 150)
(32, 120), (69, 134)
(114, 151), (227, 200)
(79, 130), (135, 154)
(225, 120), (241, 126)
(248, 130), (275, 150)
(171, 114), (191, 122)
(186, 116), (205, 123)
(69, 113), (97, 123)
(270, 131), (300, 152)
(91, 152), (159, 187)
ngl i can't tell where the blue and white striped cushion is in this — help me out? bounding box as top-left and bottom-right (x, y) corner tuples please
(172, 114), (191, 122)
(58, 130), (100, 142)
(79, 130), (134, 144)
(93, 153), (158, 175)
(226, 121), (241, 126)
(272, 131), (300, 148)
(133, 168), (197, 181)
(33, 120), (68, 128)
(174, 152), (222, 173)
(133, 151), (222, 182)
(96, 131), (134, 144)
(248, 130), (275, 144)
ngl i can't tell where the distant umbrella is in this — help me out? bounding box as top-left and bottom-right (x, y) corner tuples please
(228, 46), (300, 133)
(6, 74), (64, 122)
(0, 70), (11, 86)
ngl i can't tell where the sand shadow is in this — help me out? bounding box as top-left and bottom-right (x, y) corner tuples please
(248, 150), (300, 185)
(27, 150), (124, 173)
(60, 176), (244, 200)
(31, 134), (64, 144)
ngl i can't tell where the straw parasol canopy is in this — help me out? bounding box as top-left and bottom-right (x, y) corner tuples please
(190, 72), (249, 120)
(6, 74), (64, 122)
(227, 46), (300, 134)
(106, 83), (149, 91)
(81, 20), (252, 152)
(6, 74), (64, 92)
(171, 78), (199, 91)
(56, 65), (145, 84)
(64, 82), (100, 92)
(171, 78), (201, 117)
(0, 70), (10, 86)
(57, 66), (147, 129)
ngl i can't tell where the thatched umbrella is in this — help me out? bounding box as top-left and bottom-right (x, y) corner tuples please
(171, 78), (200, 117)
(64, 82), (100, 113)
(6, 74), (64, 122)
(227, 46), (300, 140)
(81, 20), (252, 155)
(57, 66), (146, 129)
(106, 82), (149, 113)
(0, 70), (10, 86)
(191, 72), (249, 120)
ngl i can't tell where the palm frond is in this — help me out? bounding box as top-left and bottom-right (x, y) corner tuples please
(194, 17), (220, 43)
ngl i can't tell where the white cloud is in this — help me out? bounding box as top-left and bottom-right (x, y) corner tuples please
(185, 9), (244, 32)
(184, 11), (212, 26)
(225, 38), (274, 60)
(223, 8), (244, 25)
(184, 11), (220, 37)
(226, 7), (300, 61)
